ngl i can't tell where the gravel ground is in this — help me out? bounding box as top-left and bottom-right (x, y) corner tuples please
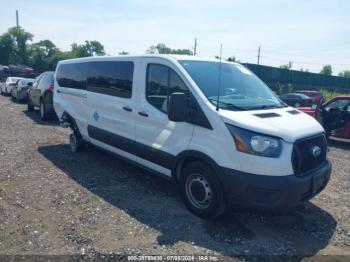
(0, 95), (349, 261)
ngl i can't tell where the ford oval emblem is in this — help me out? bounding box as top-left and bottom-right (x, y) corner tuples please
(310, 146), (322, 158)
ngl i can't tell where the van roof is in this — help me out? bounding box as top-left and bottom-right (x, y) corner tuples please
(58, 54), (239, 65)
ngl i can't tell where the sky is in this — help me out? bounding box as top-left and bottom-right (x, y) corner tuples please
(0, 0), (349, 74)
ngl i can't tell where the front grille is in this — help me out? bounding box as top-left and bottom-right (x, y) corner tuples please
(292, 134), (327, 176)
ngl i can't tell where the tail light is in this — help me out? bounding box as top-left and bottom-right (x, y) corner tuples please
(48, 83), (54, 93)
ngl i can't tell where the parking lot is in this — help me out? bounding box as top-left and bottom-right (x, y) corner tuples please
(0, 94), (349, 259)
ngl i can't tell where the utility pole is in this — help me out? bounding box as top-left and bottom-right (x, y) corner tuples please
(16, 10), (19, 28)
(257, 45), (261, 65)
(193, 37), (197, 56)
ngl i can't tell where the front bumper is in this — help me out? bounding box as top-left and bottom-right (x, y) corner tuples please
(219, 159), (331, 210)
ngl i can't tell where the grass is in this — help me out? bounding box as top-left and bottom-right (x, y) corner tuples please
(320, 89), (350, 101)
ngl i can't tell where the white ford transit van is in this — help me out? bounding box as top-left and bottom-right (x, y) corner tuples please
(53, 55), (331, 219)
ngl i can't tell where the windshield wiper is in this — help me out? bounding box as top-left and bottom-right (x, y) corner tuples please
(208, 98), (246, 111)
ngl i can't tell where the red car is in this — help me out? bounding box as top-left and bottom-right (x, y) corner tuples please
(299, 96), (350, 139)
(295, 90), (324, 104)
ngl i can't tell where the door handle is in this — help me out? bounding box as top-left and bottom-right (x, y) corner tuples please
(138, 111), (148, 117)
(123, 106), (132, 112)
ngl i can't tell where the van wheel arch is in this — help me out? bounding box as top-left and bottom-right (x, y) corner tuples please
(173, 151), (222, 182)
(61, 112), (81, 136)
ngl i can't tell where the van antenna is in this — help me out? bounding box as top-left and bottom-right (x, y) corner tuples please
(216, 44), (223, 111)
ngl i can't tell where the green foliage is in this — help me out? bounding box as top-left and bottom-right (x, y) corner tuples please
(320, 65), (332, 75)
(118, 51), (129, 55)
(147, 43), (193, 55)
(320, 89), (349, 101)
(279, 61), (293, 70)
(8, 27), (33, 64)
(226, 56), (241, 63)
(275, 82), (294, 95)
(226, 56), (236, 62)
(71, 40), (105, 57)
(0, 27), (33, 65)
(0, 33), (14, 65)
(0, 27), (106, 73)
(338, 70), (350, 78)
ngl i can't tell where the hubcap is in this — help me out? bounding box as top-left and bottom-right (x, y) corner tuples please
(185, 174), (212, 209)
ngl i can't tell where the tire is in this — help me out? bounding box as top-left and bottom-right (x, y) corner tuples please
(294, 102), (300, 108)
(27, 98), (34, 111)
(40, 99), (49, 120)
(179, 161), (226, 220)
(69, 133), (84, 153)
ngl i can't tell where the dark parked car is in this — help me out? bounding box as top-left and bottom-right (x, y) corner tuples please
(27, 71), (56, 120)
(279, 93), (314, 108)
(11, 78), (35, 102)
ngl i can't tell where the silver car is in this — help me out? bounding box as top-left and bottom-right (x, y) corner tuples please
(11, 78), (35, 102)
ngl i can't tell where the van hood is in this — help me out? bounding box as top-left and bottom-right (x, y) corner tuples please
(219, 107), (324, 142)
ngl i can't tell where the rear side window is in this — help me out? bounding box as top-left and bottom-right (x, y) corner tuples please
(146, 64), (189, 113)
(56, 63), (88, 90)
(39, 73), (54, 89)
(87, 61), (134, 98)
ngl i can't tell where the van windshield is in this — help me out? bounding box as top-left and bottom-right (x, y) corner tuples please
(179, 60), (285, 111)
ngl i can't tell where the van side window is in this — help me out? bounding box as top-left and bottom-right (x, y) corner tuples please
(87, 61), (134, 98)
(56, 63), (88, 90)
(146, 64), (189, 113)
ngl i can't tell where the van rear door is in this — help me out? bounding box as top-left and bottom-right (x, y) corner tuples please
(55, 62), (90, 138)
(86, 60), (137, 161)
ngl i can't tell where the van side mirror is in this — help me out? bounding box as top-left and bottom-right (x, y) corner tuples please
(168, 92), (189, 122)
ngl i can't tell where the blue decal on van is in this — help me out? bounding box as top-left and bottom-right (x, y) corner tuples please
(93, 111), (99, 121)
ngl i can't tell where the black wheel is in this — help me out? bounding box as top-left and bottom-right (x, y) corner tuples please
(27, 102), (34, 111)
(69, 133), (84, 153)
(40, 99), (49, 120)
(179, 161), (226, 220)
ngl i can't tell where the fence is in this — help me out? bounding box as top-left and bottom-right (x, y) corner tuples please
(244, 63), (350, 93)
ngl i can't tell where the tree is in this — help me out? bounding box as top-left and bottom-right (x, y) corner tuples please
(280, 61), (293, 70)
(147, 43), (193, 55)
(0, 27), (33, 65)
(226, 56), (236, 62)
(118, 51), (129, 55)
(0, 33), (15, 65)
(338, 70), (350, 78)
(71, 40), (105, 57)
(8, 27), (33, 64)
(29, 40), (60, 71)
(320, 65), (332, 76)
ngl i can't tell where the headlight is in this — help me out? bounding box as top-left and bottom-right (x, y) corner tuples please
(226, 124), (282, 158)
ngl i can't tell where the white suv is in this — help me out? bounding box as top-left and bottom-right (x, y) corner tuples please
(53, 55), (331, 219)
